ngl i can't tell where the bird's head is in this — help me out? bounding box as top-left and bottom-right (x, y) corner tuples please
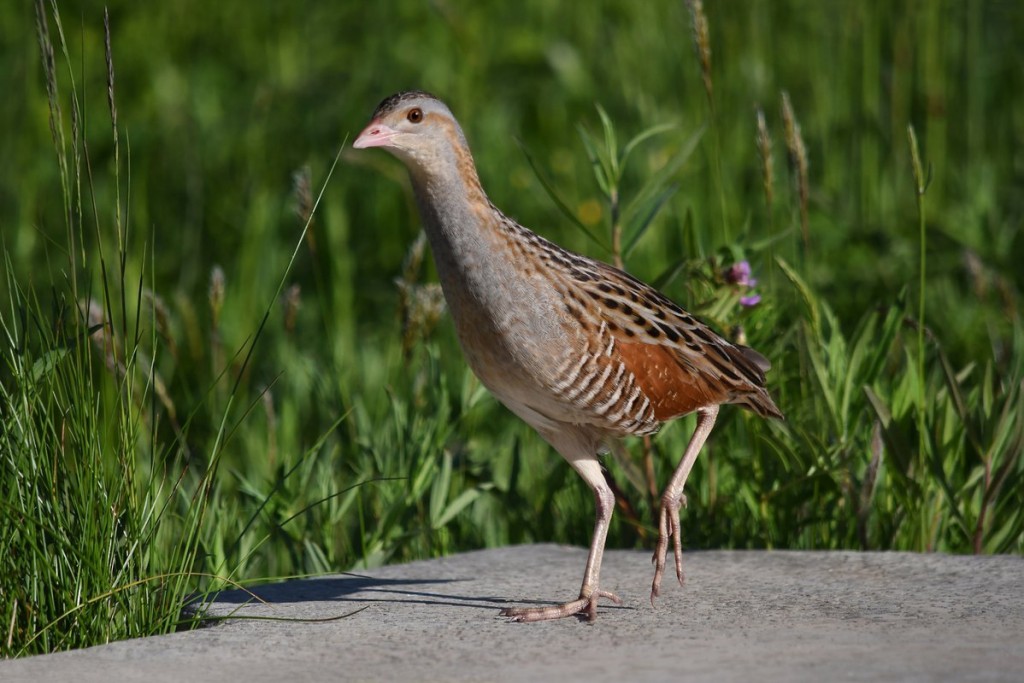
(353, 91), (472, 179)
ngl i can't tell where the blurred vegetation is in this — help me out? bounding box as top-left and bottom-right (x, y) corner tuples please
(2, 0), (1022, 657)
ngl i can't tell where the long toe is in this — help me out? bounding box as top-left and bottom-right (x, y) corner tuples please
(651, 496), (688, 604)
(671, 508), (685, 586)
(651, 505), (671, 604)
(500, 590), (621, 623)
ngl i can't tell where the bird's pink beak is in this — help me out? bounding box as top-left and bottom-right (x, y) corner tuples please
(353, 120), (399, 149)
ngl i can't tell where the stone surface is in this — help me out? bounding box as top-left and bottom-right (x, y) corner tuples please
(3, 546), (1022, 682)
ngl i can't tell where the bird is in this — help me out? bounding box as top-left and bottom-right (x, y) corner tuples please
(353, 91), (782, 622)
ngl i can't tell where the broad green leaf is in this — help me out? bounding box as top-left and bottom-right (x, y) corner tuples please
(595, 103), (619, 181)
(776, 257), (820, 333)
(621, 121), (678, 167)
(434, 485), (493, 529)
(577, 124), (613, 197)
(429, 451), (453, 527)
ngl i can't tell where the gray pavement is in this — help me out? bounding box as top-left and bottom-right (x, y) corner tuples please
(2, 545), (1022, 682)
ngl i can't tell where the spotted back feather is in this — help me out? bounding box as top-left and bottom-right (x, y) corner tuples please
(488, 203), (783, 431)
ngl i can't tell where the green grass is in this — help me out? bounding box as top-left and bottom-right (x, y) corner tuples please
(2, 0), (1022, 657)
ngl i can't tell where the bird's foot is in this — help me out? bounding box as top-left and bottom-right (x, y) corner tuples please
(650, 493), (687, 605)
(499, 589), (622, 623)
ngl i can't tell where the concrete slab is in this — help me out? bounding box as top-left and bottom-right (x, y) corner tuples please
(2, 546), (1022, 682)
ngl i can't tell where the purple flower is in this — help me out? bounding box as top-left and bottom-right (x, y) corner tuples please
(724, 261), (757, 287)
(725, 261), (762, 307)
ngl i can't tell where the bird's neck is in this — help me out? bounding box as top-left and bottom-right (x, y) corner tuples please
(407, 148), (498, 285)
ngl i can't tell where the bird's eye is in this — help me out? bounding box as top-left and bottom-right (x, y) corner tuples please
(407, 108), (423, 124)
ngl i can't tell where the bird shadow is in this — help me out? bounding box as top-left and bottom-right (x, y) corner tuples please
(206, 573), (517, 612)
(201, 572), (632, 617)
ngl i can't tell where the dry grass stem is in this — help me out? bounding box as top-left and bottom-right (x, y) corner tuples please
(293, 165), (316, 253)
(209, 265), (226, 329)
(283, 283), (301, 334)
(396, 233), (446, 356)
(756, 108), (774, 212)
(686, 0), (713, 107)
(103, 7), (123, 250)
(143, 288), (177, 358)
(209, 265), (226, 383)
(781, 91), (809, 247)
(858, 420), (884, 548)
(103, 9), (117, 135)
(81, 299), (123, 378)
(34, 0), (62, 159)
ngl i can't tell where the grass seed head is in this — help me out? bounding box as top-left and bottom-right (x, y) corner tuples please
(686, 0), (713, 104)
(209, 265), (226, 328)
(781, 91), (809, 246)
(756, 108), (774, 211)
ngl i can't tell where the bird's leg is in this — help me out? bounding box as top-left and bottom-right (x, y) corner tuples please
(651, 404), (719, 605)
(500, 457), (622, 622)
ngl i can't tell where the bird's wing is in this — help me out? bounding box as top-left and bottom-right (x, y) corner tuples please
(566, 259), (783, 421)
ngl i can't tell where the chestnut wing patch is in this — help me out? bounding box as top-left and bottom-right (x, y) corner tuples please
(613, 339), (728, 421)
